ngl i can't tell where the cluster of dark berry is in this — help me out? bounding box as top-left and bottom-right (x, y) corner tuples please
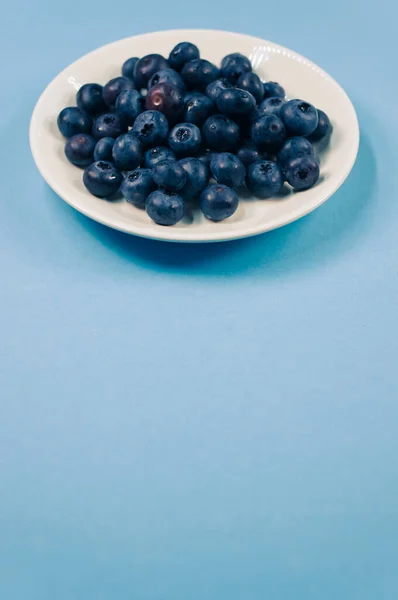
(57, 42), (330, 225)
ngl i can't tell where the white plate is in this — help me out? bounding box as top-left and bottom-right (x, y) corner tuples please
(30, 29), (359, 243)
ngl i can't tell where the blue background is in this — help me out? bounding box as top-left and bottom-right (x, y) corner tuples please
(1, 1), (397, 598)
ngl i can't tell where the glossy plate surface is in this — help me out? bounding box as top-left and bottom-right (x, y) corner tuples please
(30, 29), (359, 242)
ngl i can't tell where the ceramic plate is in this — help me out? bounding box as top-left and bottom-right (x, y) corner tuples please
(30, 29), (359, 242)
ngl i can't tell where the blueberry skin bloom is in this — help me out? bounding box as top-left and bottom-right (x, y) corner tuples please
(247, 160), (284, 198)
(83, 161), (123, 198)
(236, 143), (262, 167)
(148, 68), (185, 92)
(237, 72), (264, 104)
(112, 134), (143, 171)
(308, 109), (331, 142)
(132, 110), (169, 149)
(200, 184), (239, 221)
(64, 134), (96, 167)
(92, 114), (126, 140)
(217, 88), (256, 117)
(179, 157), (209, 199)
(152, 160), (187, 192)
(94, 137), (115, 162)
(58, 107), (92, 138)
(210, 152), (246, 189)
(251, 115), (286, 151)
(183, 93), (215, 127)
(280, 99), (319, 136)
(202, 115), (240, 152)
(115, 90), (144, 126)
(181, 59), (220, 91)
(205, 79), (233, 103)
(263, 82), (285, 99)
(103, 77), (135, 108)
(255, 97), (286, 119)
(120, 168), (156, 205)
(221, 53), (252, 85)
(277, 137), (314, 169)
(284, 156), (320, 191)
(144, 146), (176, 169)
(77, 84), (107, 116)
(168, 123), (201, 157)
(134, 54), (169, 90)
(146, 190), (185, 225)
(168, 42), (200, 71)
(122, 57), (139, 81)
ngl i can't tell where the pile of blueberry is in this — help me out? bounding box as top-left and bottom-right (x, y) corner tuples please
(57, 42), (331, 226)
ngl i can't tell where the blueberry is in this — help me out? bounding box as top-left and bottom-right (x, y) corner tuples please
(237, 72), (264, 104)
(144, 146), (176, 169)
(236, 143), (262, 167)
(120, 168), (156, 205)
(148, 68), (184, 92)
(57, 107), (92, 138)
(246, 160), (284, 198)
(217, 88), (256, 116)
(112, 134), (143, 170)
(183, 93), (215, 127)
(132, 110), (169, 148)
(83, 161), (123, 198)
(179, 157), (209, 199)
(210, 152), (246, 189)
(251, 115), (286, 150)
(103, 77), (135, 108)
(255, 97), (286, 119)
(200, 184), (239, 221)
(134, 54), (169, 90)
(146, 189), (185, 225)
(94, 137), (115, 162)
(92, 113), (126, 139)
(205, 79), (233, 103)
(263, 82), (285, 99)
(152, 159), (187, 192)
(202, 115), (240, 152)
(76, 83), (106, 116)
(284, 156), (320, 191)
(196, 147), (214, 167)
(221, 53), (252, 85)
(145, 83), (184, 124)
(280, 99), (318, 136)
(115, 90), (144, 126)
(277, 137), (314, 169)
(221, 52), (250, 69)
(122, 57), (139, 81)
(64, 134), (96, 167)
(184, 91), (203, 103)
(181, 59), (220, 91)
(308, 109), (331, 142)
(168, 42), (200, 71)
(168, 123), (201, 157)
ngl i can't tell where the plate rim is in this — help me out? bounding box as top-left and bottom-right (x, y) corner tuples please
(30, 28), (360, 243)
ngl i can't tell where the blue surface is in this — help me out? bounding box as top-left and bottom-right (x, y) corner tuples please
(1, 3), (397, 599)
